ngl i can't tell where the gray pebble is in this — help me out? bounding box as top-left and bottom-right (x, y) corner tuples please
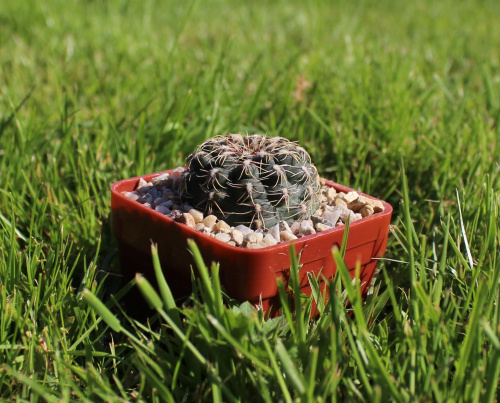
(311, 215), (334, 227)
(322, 210), (341, 225)
(151, 173), (170, 185)
(155, 205), (171, 215)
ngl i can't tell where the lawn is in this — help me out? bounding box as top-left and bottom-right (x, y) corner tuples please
(1, 0), (499, 401)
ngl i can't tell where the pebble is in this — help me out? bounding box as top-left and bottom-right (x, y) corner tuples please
(343, 191), (359, 204)
(140, 193), (153, 205)
(175, 213), (196, 228)
(322, 210), (341, 225)
(170, 167), (185, 178)
(280, 230), (297, 241)
(360, 204), (374, 217)
(366, 198), (385, 213)
(168, 210), (182, 220)
(231, 229), (244, 246)
(269, 224), (280, 242)
(333, 198), (347, 207)
(128, 169), (386, 249)
(213, 220), (231, 233)
(161, 200), (174, 208)
(311, 215), (335, 227)
(125, 191), (139, 201)
(151, 173), (170, 185)
(290, 221), (301, 235)
(254, 231), (264, 243)
(202, 215), (218, 228)
(138, 178), (149, 188)
(155, 205), (171, 215)
(347, 195), (367, 212)
(335, 205), (351, 222)
(352, 213), (363, 221)
(299, 220), (316, 236)
(234, 225), (252, 235)
(263, 234), (278, 246)
(247, 243), (264, 249)
(325, 187), (336, 202)
(279, 221), (291, 232)
(244, 233), (258, 243)
(315, 223), (332, 232)
(215, 232), (231, 243)
(188, 209), (204, 224)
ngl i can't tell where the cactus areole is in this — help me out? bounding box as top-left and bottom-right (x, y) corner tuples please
(179, 134), (321, 229)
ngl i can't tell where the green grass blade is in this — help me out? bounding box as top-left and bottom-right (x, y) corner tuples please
(275, 339), (306, 395)
(82, 289), (122, 333)
(151, 243), (176, 310)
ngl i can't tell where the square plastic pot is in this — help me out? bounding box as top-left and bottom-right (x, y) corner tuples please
(111, 170), (392, 316)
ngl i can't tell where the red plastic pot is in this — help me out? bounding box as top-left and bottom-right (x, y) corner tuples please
(111, 170), (392, 316)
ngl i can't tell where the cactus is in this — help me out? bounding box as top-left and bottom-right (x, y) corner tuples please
(179, 134), (320, 229)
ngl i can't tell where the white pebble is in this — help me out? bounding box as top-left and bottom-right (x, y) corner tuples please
(244, 233), (258, 243)
(360, 204), (374, 217)
(137, 178), (148, 188)
(290, 221), (301, 235)
(351, 213), (363, 222)
(215, 232), (231, 243)
(263, 234), (278, 246)
(170, 167), (185, 178)
(202, 215), (218, 228)
(188, 209), (204, 224)
(234, 225), (252, 235)
(125, 192), (139, 201)
(268, 224), (281, 242)
(254, 231), (264, 243)
(325, 187), (336, 202)
(365, 198), (385, 213)
(299, 220), (316, 236)
(343, 191), (359, 203)
(315, 223), (331, 232)
(247, 243), (264, 249)
(214, 220), (231, 233)
(278, 221), (291, 232)
(231, 229), (244, 246)
(280, 230), (297, 241)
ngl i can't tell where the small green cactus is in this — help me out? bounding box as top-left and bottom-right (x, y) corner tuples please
(179, 134), (321, 229)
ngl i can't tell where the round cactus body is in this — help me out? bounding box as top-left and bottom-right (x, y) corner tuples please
(179, 134), (321, 229)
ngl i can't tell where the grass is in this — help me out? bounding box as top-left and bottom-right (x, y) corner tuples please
(1, 0), (499, 400)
